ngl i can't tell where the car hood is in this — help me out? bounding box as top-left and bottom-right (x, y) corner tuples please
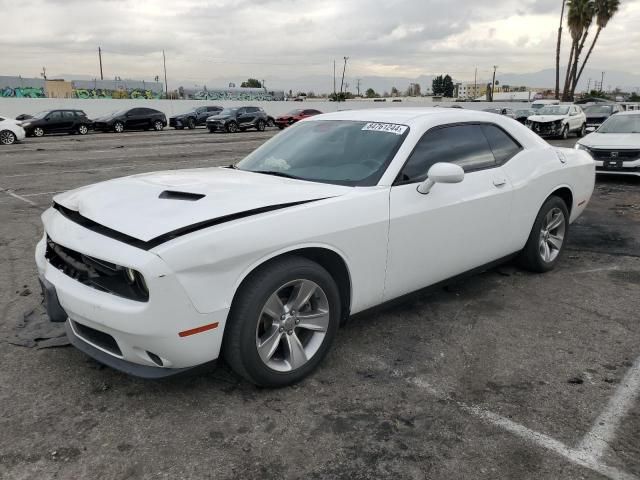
(53, 167), (351, 243)
(528, 115), (568, 123)
(207, 114), (231, 120)
(579, 133), (640, 149)
(171, 112), (194, 119)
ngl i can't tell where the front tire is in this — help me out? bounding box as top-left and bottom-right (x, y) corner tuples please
(33, 127), (45, 137)
(223, 256), (341, 387)
(560, 124), (569, 140)
(114, 121), (124, 133)
(0, 130), (17, 145)
(187, 117), (196, 129)
(77, 124), (89, 135)
(225, 121), (239, 133)
(256, 119), (266, 132)
(153, 120), (164, 131)
(518, 196), (569, 273)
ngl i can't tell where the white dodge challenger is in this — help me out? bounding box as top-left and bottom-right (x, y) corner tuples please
(36, 108), (595, 386)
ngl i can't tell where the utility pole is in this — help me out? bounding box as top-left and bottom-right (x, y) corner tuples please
(333, 60), (336, 99)
(40, 67), (47, 80)
(162, 49), (168, 99)
(600, 71), (605, 92)
(474, 66), (477, 100)
(356, 78), (361, 97)
(491, 65), (498, 102)
(587, 78), (591, 93)
(339, 56), (349, 102)
(98, 47), (104, 80)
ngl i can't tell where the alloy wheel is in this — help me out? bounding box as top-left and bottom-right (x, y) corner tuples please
(78, 125), (88, 135)
(154, 121), (163, 131)
(114, 122), (124, 133)
(0, 130), (16, 145)
(539, 207), (566, 263)
(227, 122), (238, 133)
(34, 127), (44, 137)
(255, 279), (330, 372)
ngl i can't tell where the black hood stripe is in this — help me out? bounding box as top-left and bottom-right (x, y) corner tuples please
(53, 198), (328, 251)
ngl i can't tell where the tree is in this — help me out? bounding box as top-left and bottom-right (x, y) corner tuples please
(240, 78), (262, 88)
(391, 86), (399, 97)
(555, 0), (567, 99)
(443, 75), (455, 97)
(572, 0), (620, 96)
(562, 0), (595, 100)
(365, 88), (377, 98)
(432, 75), (444, 96)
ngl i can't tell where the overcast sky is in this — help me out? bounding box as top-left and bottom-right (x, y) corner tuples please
(0, 0), (638, 85)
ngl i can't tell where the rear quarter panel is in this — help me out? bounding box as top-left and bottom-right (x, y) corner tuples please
(502, 145), (595, 252)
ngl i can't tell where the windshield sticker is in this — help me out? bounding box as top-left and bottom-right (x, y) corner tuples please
(362, 123), (408, 135)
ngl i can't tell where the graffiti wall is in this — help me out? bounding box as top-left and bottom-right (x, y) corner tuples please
(192, 90), (276, 101)
(0, 86), (46, 98)
(72, 88), (161, 100)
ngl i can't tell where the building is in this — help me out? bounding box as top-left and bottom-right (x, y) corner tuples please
(455, 83), (487, 100)
(45, 79), (74, 98)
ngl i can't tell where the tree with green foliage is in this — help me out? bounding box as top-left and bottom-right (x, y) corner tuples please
(443, 75), (455, 97)
(365, 88), (378, 98)
(432, 75), (444, 96)
(240, 78), (262, 88)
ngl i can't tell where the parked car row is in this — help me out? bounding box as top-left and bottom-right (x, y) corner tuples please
(2, 105), (300, 142)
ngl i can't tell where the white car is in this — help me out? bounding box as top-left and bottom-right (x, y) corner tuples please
(527, 104), (587, 139)
(0, 115), (26, 145)
(575, 111), (640, 176)
(36, 108), (595, 386)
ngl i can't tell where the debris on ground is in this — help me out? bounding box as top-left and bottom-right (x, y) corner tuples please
(6, 305), (69, 349)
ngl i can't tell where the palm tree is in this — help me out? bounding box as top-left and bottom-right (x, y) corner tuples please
(571, 0), (621, 96)
(555, 0), (567, 100)
(562, 0), (595, 100)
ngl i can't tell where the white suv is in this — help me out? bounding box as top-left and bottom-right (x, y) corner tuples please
(526, 105), (587, 139)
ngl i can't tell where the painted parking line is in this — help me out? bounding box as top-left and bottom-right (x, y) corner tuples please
(0, 187), (38, 206)
(578, 355), (640, 461)
(364, 354), (640, 480)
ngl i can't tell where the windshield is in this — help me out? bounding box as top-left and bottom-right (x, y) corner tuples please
(583, 105), (613, 115)
(537, 106), (570, 115)
(31, 111), (49, 119)
(515, 110), (531, 116)
(236, 120), (408, 186)
(286, 109), (304, 115)
(597, 115), (640, 134)
(219, 108), (238, 116)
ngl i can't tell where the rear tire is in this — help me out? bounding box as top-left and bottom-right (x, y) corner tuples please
(223, 256), (341, 387)
(518, 196), (569, 273)
(577, 123), (586, 137)
(0, 130), (17, 145)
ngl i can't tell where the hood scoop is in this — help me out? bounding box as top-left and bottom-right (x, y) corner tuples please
(159, 190), (205, 201)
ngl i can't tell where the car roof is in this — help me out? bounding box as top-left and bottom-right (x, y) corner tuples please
(615, 110), (640, 116)
(307, 107), (515, 127)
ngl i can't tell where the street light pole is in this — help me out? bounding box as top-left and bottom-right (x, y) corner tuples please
(98, 47), (104, 80)
(162, 50), (168, 99)
(339, 56), (349, 102)
(491, 65), (498, 102)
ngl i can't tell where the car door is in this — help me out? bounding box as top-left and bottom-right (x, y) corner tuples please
(384, 123), (516, 301)
(60, 111), (76, 132)
(569, 106), (581, 130)
(43, 111), (63, 133)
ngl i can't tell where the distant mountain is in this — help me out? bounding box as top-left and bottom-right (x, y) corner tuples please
(51, 68), (640, 95)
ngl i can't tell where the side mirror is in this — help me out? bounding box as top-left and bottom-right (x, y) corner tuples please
(417, 163), (465, 194)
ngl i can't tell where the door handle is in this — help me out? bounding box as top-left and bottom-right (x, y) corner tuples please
(493, 178), (507, 187)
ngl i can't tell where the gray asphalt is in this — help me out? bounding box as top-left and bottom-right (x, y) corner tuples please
(0, 128), (638, 480)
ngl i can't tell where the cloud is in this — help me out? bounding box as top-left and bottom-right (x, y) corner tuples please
(0, 0), (637, 88)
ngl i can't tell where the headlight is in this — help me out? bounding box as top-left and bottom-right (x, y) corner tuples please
(124, 267), (148, 296)
(575, 143), (590, 153)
